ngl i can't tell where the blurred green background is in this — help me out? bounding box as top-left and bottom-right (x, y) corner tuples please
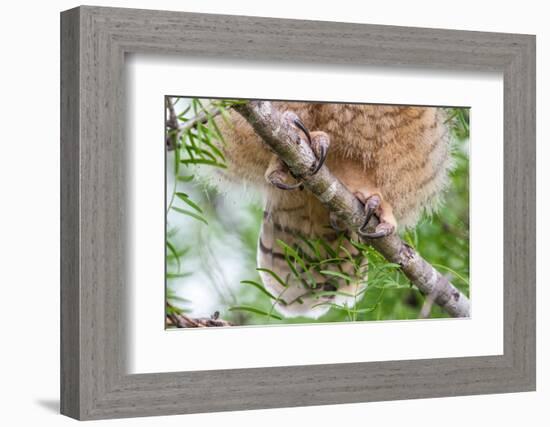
(165, 98), (470, 327)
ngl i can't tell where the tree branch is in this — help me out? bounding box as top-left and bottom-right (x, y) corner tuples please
(234, 101), (470, 318)
(165, 97), (179, 151)
(165, 97), (222, 150)
(167, 308), (233, 328)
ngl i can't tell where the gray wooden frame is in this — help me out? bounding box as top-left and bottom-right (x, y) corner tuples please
(60, 5), (536, 420)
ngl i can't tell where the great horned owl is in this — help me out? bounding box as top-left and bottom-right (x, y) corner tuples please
(216, 102), (452, 318)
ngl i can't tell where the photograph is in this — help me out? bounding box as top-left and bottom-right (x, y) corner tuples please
(52, 3), (537, 421)
(51, 3), (538, 421)
(164, 97), (470, 327)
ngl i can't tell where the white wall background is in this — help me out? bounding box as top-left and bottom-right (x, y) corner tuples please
(0, 0), (546, 425)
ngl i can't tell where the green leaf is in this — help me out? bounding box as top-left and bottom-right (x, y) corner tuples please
(276, 240), (307, 271)
(349, 239), (369, 253)
(196, 125), (226, 162)
(187, 129), (200, 153)
(318, 238), (337, 258)
(352, 306), (378, 314)
(177, 105), (191, 120)
(166, 272), (192, 279)
(166, 304), (183, 315)
(207, 114), (225, 142)
(299, 236), (321, 260)
(166, 246), (190, 259)
(372, 263), (401, 272)
(191, 98), (199, 116)
(175, 192), (203, 213)
(313, 290), (355, 299)
(240, 280), (286, 304)
(183, 141), (196, 162)
(195, 98), (207, 111)
(285, 257), (301, 281)
(276, 240), (317, 288)
(219, 105), (233, 126)
(317, 257), (347, 266)
(186, 143), (218, 162)
(166, 240), (181, 272)
(177, 175), (195, 182)
(256, 268), (288, 288)
(338, 245), (356, 265)
(311, 302), (350, 311)
(444, 109), (458, 124)
(320, 270), (354, 282)
(171, 206), (208, 225)
(229, 306), (282, 320)
(180, 158), (227, 168)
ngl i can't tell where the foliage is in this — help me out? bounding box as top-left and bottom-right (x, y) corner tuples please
(165, 97), (245, 313)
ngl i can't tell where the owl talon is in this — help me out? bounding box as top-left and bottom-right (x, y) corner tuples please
(284, 111), (330, 176)
(273, 181), (304, 190)
(292, 117), (312, 145)
(265, 164), (304, 190)
(282, 111), (311, 144)
(329, 211), (347, 232)
(355, 192), (396, 238)
(310, 141), (327, 175)
(308, 132), (330, 175)
(359, 221), (395, 239)
(362, 194), (381, 228)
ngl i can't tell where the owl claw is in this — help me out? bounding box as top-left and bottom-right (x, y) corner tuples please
(329, 211), (347, 232)
(292, 117), (312, 145)
(266, 168), (304, 191)
(355, 193), (395, 239)
(284, 111), (329, 176)
(359, 222), (395, 239)
(362, 194), (381, 227)
(273, 180), (304, 190)
(310, 142), (327, 175)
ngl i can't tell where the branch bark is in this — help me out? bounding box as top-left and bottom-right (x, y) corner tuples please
(167, 307), (233, 328)
(165, 97), (222, 150)
(234, 101), (470, 318)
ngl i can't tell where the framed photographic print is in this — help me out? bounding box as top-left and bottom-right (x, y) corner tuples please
(60, 5), (536, 420)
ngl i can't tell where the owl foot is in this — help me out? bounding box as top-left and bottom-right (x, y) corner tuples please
(360, 221), (395, 239)
(266, 112), (330, 191)
(355, 192), (396, 239)
(265, 155), (304, 190)
(329, 211), (347, 232)
(283, 111), (330, 175)
(267, 170), (304, 190)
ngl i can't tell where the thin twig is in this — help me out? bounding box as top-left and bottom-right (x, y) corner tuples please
(167, 308), (233, 328)
(165, 97), (222, 150)
(234, 100), (470, 318)
(179, 107), (222, 134)
(165, 97), (179, 150)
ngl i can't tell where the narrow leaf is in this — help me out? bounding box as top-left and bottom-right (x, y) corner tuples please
(240, 280), (286, 304)
(172, 207), (208, 225)
(177, 174), (195, 182)
(256, 267), (288, 288)
(320, 270), (354, 282)
(166, 272), (192, 279)
(166, 240), (181, 272)
(229, 305), (282, 320)
(181, 158), (227, 168)
(175, 192), (203, 213)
